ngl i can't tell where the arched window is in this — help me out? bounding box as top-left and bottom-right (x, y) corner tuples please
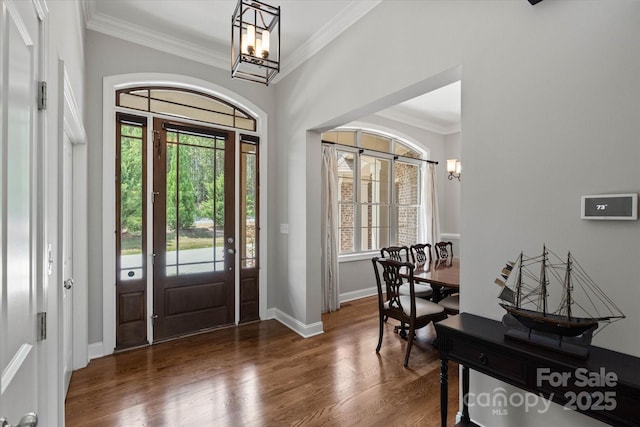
(116, 86), (257, 131)
(322, 129), (425, 253)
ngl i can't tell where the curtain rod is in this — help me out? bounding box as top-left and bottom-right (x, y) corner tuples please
(321, 140), (438, 165)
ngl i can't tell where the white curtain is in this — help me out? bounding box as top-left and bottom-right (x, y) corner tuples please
(321, 145), (340, 312)
(420, 162), (440, 245)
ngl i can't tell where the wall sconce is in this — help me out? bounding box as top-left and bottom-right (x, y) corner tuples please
(231, 0), (280, 86)
(447, 159), (461, 181)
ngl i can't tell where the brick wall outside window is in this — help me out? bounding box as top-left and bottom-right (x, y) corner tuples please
(396, 163), (419, 246)
(339, 179), (354, 252)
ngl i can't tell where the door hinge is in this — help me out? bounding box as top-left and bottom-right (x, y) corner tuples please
(37, 312), (47, 341)
(38, 81), (47, 110)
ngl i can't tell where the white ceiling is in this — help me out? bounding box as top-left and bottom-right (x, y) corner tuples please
(376, 81), (461, 135)
(83, 0), (460, 134)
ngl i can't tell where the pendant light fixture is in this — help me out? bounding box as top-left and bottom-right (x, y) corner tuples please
(231, 0), (280, 85)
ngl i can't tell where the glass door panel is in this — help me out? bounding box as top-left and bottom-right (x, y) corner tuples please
(115, 113), (148, 349)
(153, 118), (235, 340)
(239, 137), (259, 323)
(240, 142), (257, 268)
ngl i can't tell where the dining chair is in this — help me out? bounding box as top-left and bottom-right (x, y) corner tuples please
(410, 243), (432, 265)
(380, 246), (433, 300)
(434, 241), (454, 260)
(372, 257), (447, 367)
(380, 246), (410, 263)
(433, 242), (456, 299)
(438, 293), (460, 315)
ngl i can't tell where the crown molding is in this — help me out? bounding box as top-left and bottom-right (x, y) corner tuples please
(84, 8), (228, 69)
(82, 0), (381, 85)
(375, 109), (461, 136)
(32, 0), (49, 20)
(81, 0), (94, 27)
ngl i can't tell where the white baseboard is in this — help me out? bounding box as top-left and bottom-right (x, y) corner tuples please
(88, 342), (104, 361)
(265, 307), (277, 320)
(340, 287), (377, 303)
(273, 308), (324, 338)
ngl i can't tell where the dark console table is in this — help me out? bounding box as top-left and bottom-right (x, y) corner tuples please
(435, 313), (640, 427)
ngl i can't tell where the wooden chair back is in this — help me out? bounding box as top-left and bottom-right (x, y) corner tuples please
(372, 257), (411, 317)
(380, 246), (410, 263)
(434, 241), (454, 260)
(410, 243), (432, 265)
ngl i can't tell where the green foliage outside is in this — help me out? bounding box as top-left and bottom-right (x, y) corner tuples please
(166, 144), (198, 230)
(119, 127), (257, 255)
(120, 128), (144, 234)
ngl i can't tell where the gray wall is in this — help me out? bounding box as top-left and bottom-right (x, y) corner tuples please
(84, 30), (277, 344)
(82, 1), (640, 424)
(275, 1), (640, 426)
(443, 132), (461, 236)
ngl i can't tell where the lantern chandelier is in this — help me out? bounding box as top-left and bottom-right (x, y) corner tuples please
(231, 0), (281, 85)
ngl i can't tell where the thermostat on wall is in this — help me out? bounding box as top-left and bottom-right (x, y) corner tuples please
(581, 193), (637, 220)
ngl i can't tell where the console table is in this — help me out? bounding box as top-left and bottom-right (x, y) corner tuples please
(435, 313), (640, 427)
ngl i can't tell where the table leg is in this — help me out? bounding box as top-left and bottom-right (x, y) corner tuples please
(433, 284), (443, 303)
(461, 365), (470, 422)
(440, 358), (448, 427)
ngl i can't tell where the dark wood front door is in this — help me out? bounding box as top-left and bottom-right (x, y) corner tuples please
(152, 118), (235, 340)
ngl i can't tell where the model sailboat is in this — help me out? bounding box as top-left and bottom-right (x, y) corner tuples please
(495, 246), (625, 338)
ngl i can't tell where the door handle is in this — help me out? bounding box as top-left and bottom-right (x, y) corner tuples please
(227, 248), (236, 255)
(0, 413), (38, 427)
(63, 278), (74, 290)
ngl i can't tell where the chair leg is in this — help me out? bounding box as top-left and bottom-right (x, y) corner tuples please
(403, 325), (416, 367)
(399, 322), (407, 339)
(376, 313), (384, 353)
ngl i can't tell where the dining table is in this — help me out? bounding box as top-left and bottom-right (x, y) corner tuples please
(403, 257), (460, 302)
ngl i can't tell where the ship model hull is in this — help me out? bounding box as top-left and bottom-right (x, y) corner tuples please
(494, 247), (624, 347)
(499, 303), (598, 337)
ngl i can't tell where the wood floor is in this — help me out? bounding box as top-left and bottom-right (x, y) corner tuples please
(66, 296), (459, 426)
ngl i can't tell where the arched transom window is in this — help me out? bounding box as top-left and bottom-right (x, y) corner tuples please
(116, 86), (257, 131)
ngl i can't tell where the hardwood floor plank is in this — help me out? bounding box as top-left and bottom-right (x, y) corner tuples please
(66, 297), (459, 426)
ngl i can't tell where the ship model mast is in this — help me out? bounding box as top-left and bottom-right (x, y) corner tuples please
(495, 246), (625, 338)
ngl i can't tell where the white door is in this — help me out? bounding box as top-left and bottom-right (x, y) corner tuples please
(0, 0), (40, 425)
(62, 134), (74, 395)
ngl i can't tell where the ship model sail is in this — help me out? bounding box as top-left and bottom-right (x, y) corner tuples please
(495, 246), (625, 338)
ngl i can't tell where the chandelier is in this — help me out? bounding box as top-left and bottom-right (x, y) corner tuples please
(231, 0), (280, 85)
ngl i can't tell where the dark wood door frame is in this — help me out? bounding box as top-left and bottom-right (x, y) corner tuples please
(115, 115), (261, 349)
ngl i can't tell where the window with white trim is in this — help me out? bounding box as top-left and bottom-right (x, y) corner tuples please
(322, 130), (423, 254)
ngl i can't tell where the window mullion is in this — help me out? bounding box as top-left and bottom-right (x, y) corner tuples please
(330, 128), (424, 255)
(390, 159), (397, 246)
(354, 150), (361, 253)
